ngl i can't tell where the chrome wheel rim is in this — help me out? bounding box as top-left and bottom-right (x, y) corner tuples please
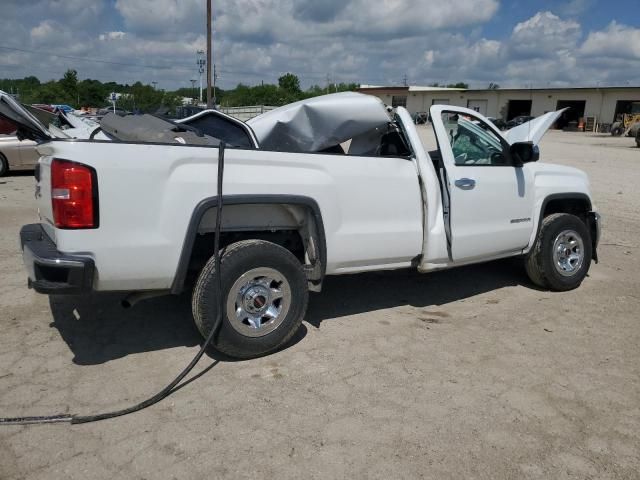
(552, 229), (584, 277)
(226, 267), (291, 338)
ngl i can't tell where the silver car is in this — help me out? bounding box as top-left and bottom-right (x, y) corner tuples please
(0, 134), (38, 176)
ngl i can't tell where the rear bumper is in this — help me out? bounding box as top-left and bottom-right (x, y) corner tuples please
(20, 224), (94, 294)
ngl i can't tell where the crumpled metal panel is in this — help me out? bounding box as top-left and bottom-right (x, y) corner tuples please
(247, 92), (391, 152)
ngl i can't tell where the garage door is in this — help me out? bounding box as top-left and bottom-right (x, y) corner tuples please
(467, 99), (488, 116)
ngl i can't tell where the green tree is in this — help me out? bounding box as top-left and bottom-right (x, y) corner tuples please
(60, 69), (79, 105)
(278, 73), (301, 93)
(78, 79), (109, 107)
(429, 82), (469, 89)
(0, 71), (358, 111)
(37, 81), (66, 104)
(115, 82), (181, 113)
(446, 82), (469, 89)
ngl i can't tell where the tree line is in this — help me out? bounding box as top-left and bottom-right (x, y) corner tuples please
(0, 70), (360, 113)
(0, 70), (177, 113)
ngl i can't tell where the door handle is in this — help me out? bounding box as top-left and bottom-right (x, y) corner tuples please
(454, 178), (476, 190)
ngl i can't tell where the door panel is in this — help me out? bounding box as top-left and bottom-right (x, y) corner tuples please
(430, 105), (535, 262)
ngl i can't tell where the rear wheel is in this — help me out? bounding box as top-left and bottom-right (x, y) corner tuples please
(0, 153), (9, 177)
(525, 213), (592, 291)
(611, 122), (624, 136)
(192, 239), (308, 359)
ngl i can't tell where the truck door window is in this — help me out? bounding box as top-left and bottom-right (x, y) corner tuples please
(441, 112), (508, 166)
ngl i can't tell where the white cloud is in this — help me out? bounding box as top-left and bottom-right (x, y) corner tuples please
(30, 20), (81, 49)
(557, 0), (594, 16)
(1, 3), (639, 90)
(581, 21), (640, 60)
(510, 11), (581, 58)
(114, 0), (500, 45)
(424, 50), (435, 66)
(99, 31), (127, 42)
(115, 0), (203, 36)
(341, 0), (500, 37)
(30, 20), (57, 42)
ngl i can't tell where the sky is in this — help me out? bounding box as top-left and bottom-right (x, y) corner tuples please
(0, 0), (639, 90)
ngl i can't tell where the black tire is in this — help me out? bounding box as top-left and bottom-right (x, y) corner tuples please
(0, 153), (9, 177)
(525, 213), (592, 291)
(611, 123), (624, 136)
(192, 239), (308, 359)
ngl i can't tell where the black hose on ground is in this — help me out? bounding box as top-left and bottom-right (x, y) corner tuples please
(0, 142), (227, 426)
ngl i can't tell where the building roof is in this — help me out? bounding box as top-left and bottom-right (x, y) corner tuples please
(408, 86), (463, 92)
(358, 85), (640, 94)
(360, 85), (462, 92)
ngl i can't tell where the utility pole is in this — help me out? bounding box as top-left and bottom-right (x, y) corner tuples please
(197, 50), (205, 104)
(213, 63), (217, 108)
(190, 79), (197, 102)
(152, 81), (158, 90)
(206, 0), (213, 108)
(403, 74), (408, 87)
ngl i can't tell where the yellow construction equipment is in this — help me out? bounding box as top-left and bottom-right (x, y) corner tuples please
(611, 102), (640, 136)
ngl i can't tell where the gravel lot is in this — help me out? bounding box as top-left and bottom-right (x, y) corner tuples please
(0, 129), (639, 479)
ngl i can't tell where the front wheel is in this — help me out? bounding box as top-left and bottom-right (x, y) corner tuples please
(525, 213), (592, 291)
(192, 239), (309, 359)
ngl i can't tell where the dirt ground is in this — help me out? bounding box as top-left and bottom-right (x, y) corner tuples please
(0, 129), (638, 479)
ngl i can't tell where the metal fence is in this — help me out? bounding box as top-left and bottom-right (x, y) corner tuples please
(218, 105), (276, 121)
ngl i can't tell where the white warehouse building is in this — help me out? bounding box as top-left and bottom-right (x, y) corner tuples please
(358, 85), (640, 129)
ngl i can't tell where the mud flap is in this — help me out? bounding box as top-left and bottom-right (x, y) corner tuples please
(587, 211), (600, 263)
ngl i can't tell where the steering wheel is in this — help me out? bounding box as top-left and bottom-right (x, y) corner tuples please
(455, 152), (469, 164)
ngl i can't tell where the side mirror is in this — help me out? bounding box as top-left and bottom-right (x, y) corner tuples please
(510, 142), (539, 165)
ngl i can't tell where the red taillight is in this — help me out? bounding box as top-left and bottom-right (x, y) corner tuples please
(51, 159), (98, 229)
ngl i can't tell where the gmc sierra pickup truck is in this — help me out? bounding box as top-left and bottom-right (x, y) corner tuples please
(0, 91), (600, 359)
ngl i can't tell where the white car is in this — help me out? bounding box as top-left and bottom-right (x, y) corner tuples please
(1, 91), (600, 359)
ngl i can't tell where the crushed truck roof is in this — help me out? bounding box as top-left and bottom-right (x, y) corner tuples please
(247, 92), (391, 153)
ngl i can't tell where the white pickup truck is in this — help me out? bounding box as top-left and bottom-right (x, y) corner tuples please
(1, 91), (600, 358)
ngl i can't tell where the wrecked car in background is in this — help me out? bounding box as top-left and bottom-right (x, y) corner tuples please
(0, 115), (38, 176)
(0, 105), (102, 176)
(0, 90), (600, 359)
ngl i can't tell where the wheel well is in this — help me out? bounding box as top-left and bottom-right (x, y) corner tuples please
(189, 229), (305, 272)
(536, 194), (597, 263)
(172, 198), (326, 294)
(543, 196), (591, 223)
